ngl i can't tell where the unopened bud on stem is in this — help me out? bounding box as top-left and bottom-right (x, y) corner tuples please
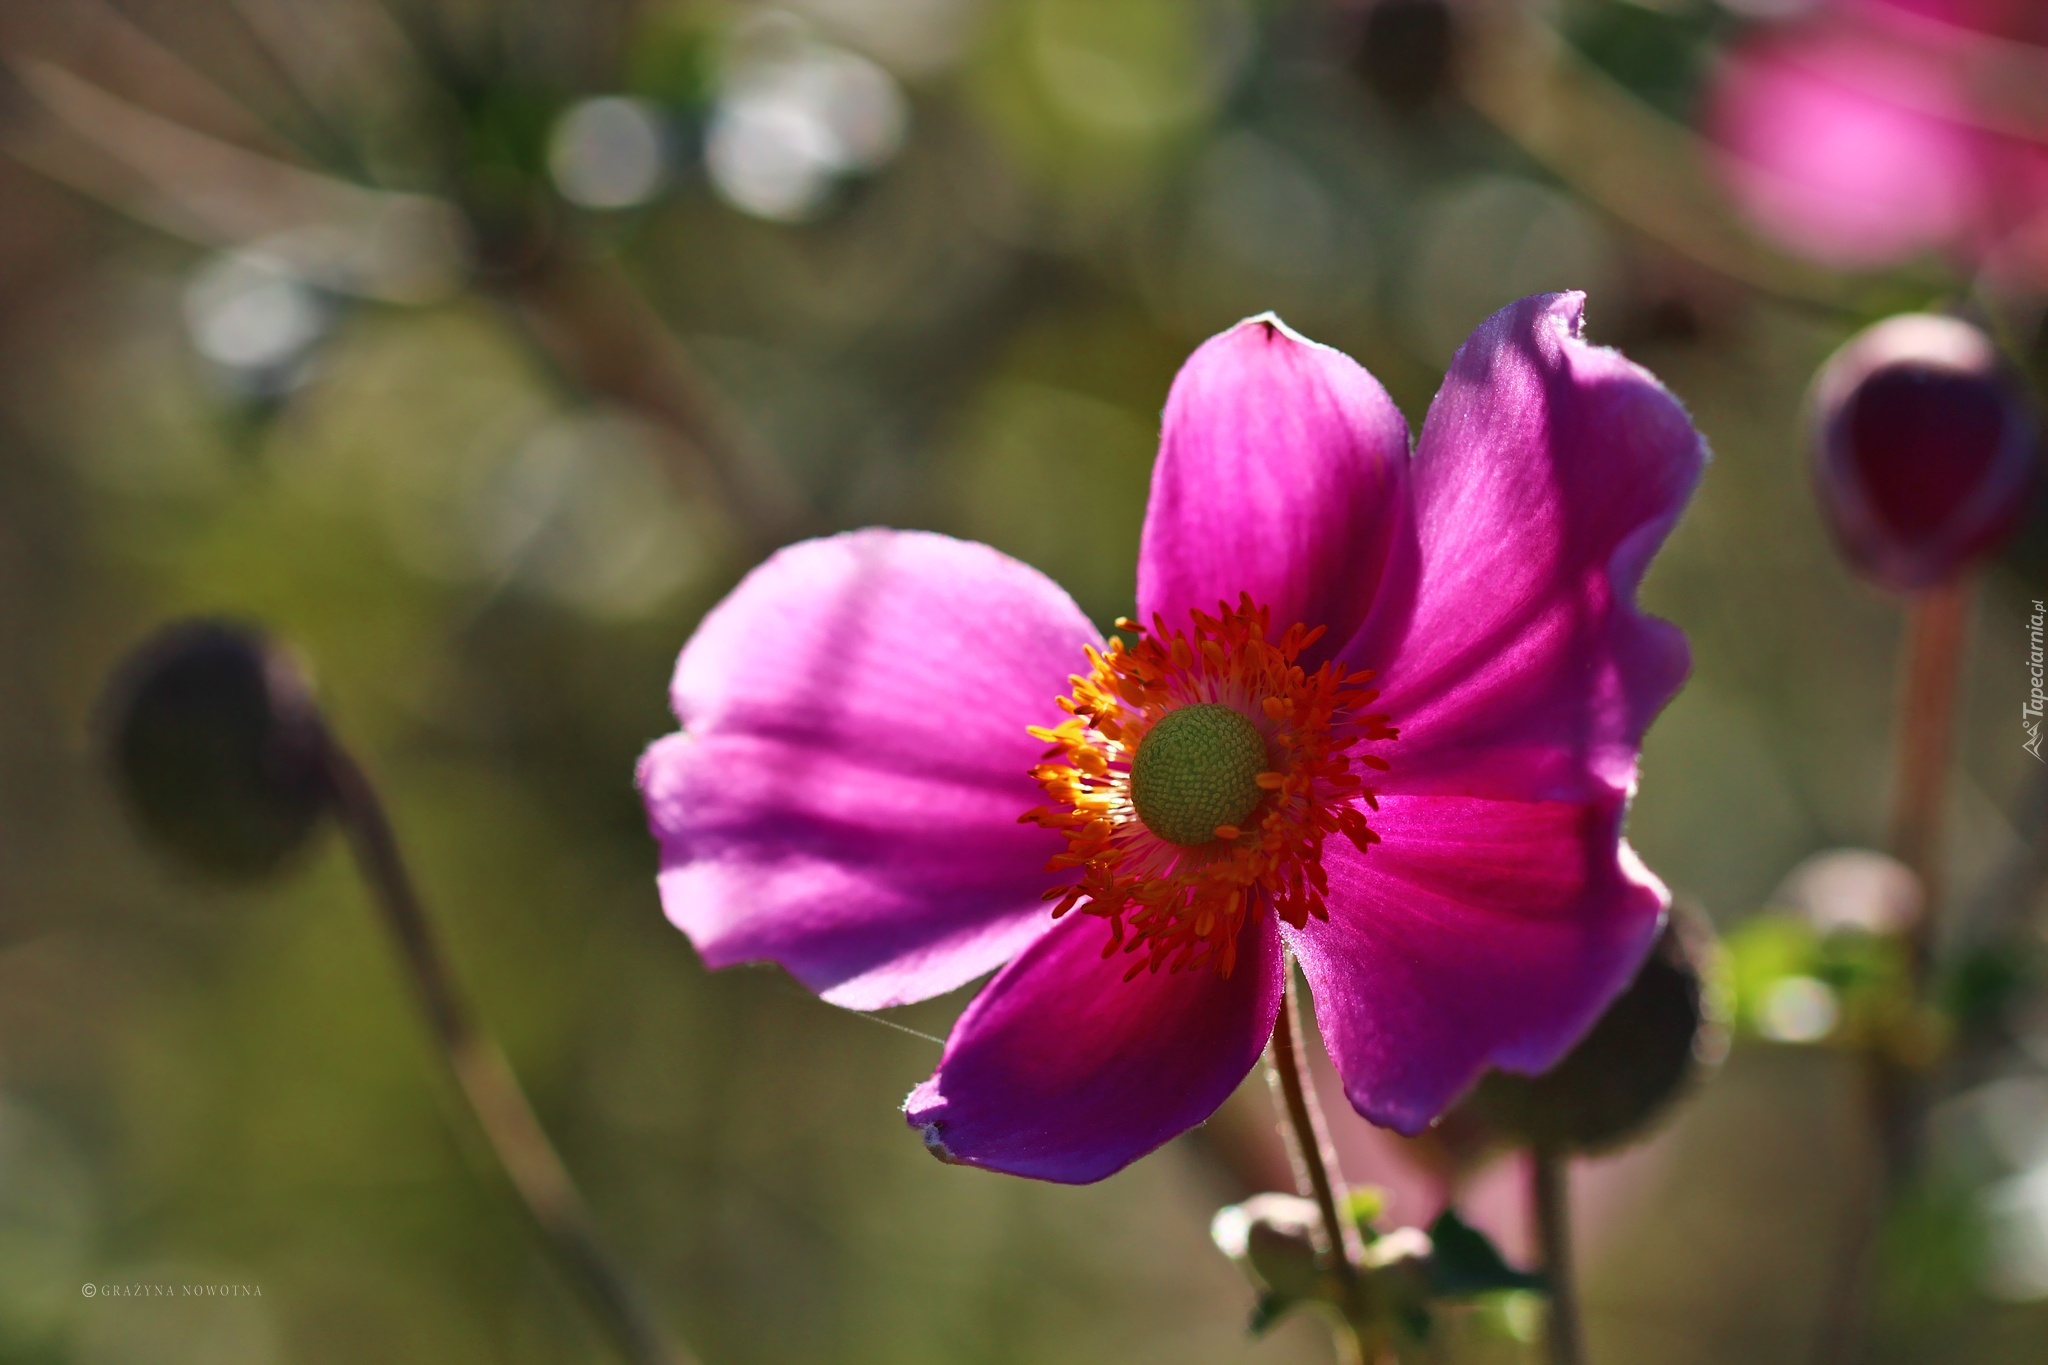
(1809, 314), (2039, 592)
(103, 620), (333, 880)
(1211, 1192), (1328, 1302)
(1463, 909), (1721, 1154)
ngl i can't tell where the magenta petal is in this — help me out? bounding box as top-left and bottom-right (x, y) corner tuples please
(904, 910), (1284, 1183)
(1291, 792), (1666, 1135)
(1136, 315), (1410, 653)
(1856, 0), (2048, 41)
(637, 529), (1096, 1010)
(1350, 293), (1704, 804)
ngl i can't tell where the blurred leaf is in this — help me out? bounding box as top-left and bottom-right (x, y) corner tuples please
(1246, 1290), (1288, 1337)
(1562, 0), (1723, 122)
(1940, 943), (2039, 1035)
(1876, 1178), (1989, 1336)
(1346, 1185), (1388, 1237)
(626, 11), (717, 106)
(1725, 911), (1923, 1052)
(1426, 1210), (1543, 1299)
(1725, 912), (1823, 1025)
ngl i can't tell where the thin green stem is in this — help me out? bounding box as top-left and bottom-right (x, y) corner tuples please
(324, 743), (693, 1365)
(1267, 961), (1367, 1361)
(1531, 1143), (1582, 1365)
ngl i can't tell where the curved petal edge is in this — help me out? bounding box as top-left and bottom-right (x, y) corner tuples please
(1356, 291), (1706, 806)
(1137, 313), (1411, 660)
(1291, 790), (1668, 1136)
(904, 910), (1285, 1183)
(638, 529), (1098, 1009)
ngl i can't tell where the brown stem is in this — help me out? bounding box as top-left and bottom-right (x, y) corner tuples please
(1872, 578), (1972, 1200)
(1531, 1143), (1582, 1365)
(1891, 578), (1972, 977)
(497, 251), (808, 558)
(1266, 961), (1365, 1359)
(1810, 1123), (1884, 1365)
(1815, 578), (1973, 1365)
(323, 742), (693, 1365)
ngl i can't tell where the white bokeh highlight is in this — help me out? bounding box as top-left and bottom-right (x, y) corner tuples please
(549, 97), (672, 210)
(706, 22), (908, 222)
(183, 253), (329, 379)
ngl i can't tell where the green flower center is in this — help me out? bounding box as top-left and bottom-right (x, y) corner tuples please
(1128, 703), (1269, 847)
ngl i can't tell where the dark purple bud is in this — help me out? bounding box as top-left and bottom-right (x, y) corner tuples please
(1353, 0), (1458, 113)
(1810, 314), (2040, 592)
(1460, 908), (1722, 1154)
(102, 620), (333, 881)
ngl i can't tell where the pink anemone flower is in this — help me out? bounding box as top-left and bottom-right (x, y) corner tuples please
(637, 293), (1707, 1183)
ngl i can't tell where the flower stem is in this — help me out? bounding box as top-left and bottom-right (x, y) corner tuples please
(1531, 1143), (1583, 1365)
(323, 743), (693, 1365)
(1815, 578), (1972, 1364)
(1890, 578), (1972, 977)
(500, 252), (806, 557)
(1810, 1145), (1882, 1365)
(1266, 960), (1366, 1357)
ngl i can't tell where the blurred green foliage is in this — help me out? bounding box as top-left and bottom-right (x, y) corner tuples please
(0, 0), (2044, 1363)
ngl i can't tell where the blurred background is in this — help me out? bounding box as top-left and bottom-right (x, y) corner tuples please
(0, 0), (2045, 1361)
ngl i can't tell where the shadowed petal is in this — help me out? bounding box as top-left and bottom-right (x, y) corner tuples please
(1290, 792), (1666, 1135)
(904, 909), (1284, 1183)
(1347, 292), (1704, 803)
(638, 529), (1097, 1009)
(1137, 315), (1410, 658)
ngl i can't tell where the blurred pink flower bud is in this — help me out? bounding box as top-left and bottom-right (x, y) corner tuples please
(1705, 3), (2048, 285)
(1809, 314), (2039, 591)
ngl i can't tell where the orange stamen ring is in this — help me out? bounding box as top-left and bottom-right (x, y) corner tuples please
(1021, 594), (1397, 980)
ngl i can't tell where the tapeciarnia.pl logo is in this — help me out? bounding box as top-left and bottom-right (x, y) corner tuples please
(2025, 599), (2045, 761)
